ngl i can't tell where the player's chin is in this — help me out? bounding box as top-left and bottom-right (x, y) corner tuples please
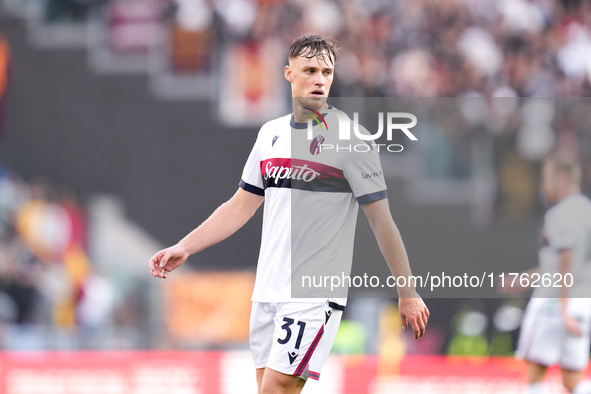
(298, 96), (327, 109)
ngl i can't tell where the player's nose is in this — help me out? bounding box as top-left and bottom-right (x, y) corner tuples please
(313, 73), (325, 86)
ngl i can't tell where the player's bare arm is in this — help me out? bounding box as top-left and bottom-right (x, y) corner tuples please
(558, 249), (581, 336)
(361, 198), (430, 339)
(149, 188), (264, 279)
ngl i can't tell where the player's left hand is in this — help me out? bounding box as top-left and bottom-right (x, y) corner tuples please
(564, 314), (583, 336)
(398, 296), (430, 339)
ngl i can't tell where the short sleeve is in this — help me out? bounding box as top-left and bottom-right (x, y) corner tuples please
(546, 210), (576, 251)
(239, 134), (265, 196)
(342, 142), (387, 204)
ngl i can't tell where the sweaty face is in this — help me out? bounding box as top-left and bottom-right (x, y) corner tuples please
(285, 50), (334, 111)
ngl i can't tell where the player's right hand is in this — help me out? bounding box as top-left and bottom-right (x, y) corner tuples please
(149, 244), (189, 279)
(398, 296), (430, 339)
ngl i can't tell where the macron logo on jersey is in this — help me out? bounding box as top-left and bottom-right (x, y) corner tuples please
(272, 135), (279, 147)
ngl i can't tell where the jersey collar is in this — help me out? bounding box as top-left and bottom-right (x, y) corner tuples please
(290, 104), (332, 129)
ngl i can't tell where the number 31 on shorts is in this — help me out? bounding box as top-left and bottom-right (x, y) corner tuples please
(277, 317), (307, 350)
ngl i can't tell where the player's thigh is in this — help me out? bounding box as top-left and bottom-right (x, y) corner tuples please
(561, 368), (584, 393)
(255, 368), (265, 394)
(250, 302), (277, 369)
(260, 367), (306, 394)
(526, 361), (548, 384)
(266, 301), (329, 380)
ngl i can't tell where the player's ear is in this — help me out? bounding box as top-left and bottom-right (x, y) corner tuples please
(284, 65), (293, 83)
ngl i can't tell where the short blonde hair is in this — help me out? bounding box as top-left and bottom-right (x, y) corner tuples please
(543, 151), (582, 186)
(288, 33), (339, 65)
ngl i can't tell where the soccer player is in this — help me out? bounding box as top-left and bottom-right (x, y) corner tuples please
(507, 153), (591, 394)
(149, 33), (429, 394)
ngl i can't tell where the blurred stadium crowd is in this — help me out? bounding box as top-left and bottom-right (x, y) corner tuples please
(172, 0), (590, 97)
(0, 170), (146, 350)
(3, 0), (591, 97)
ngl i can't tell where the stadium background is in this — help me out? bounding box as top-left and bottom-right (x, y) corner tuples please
(0, 0), (590, 392)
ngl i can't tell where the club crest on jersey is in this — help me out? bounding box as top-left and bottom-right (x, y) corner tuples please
(310, 135), (325, 155)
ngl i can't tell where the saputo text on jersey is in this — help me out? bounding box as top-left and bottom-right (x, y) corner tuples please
(263, 161), (320, 183)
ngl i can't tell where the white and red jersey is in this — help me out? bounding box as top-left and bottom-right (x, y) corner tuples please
(239, 107), (387, 305)
(535, 193), (591, 299)
(516, 193), (591, 371)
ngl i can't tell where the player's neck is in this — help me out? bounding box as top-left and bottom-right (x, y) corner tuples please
(557, 186), (581, 202)
(291, 100), (329, 123)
